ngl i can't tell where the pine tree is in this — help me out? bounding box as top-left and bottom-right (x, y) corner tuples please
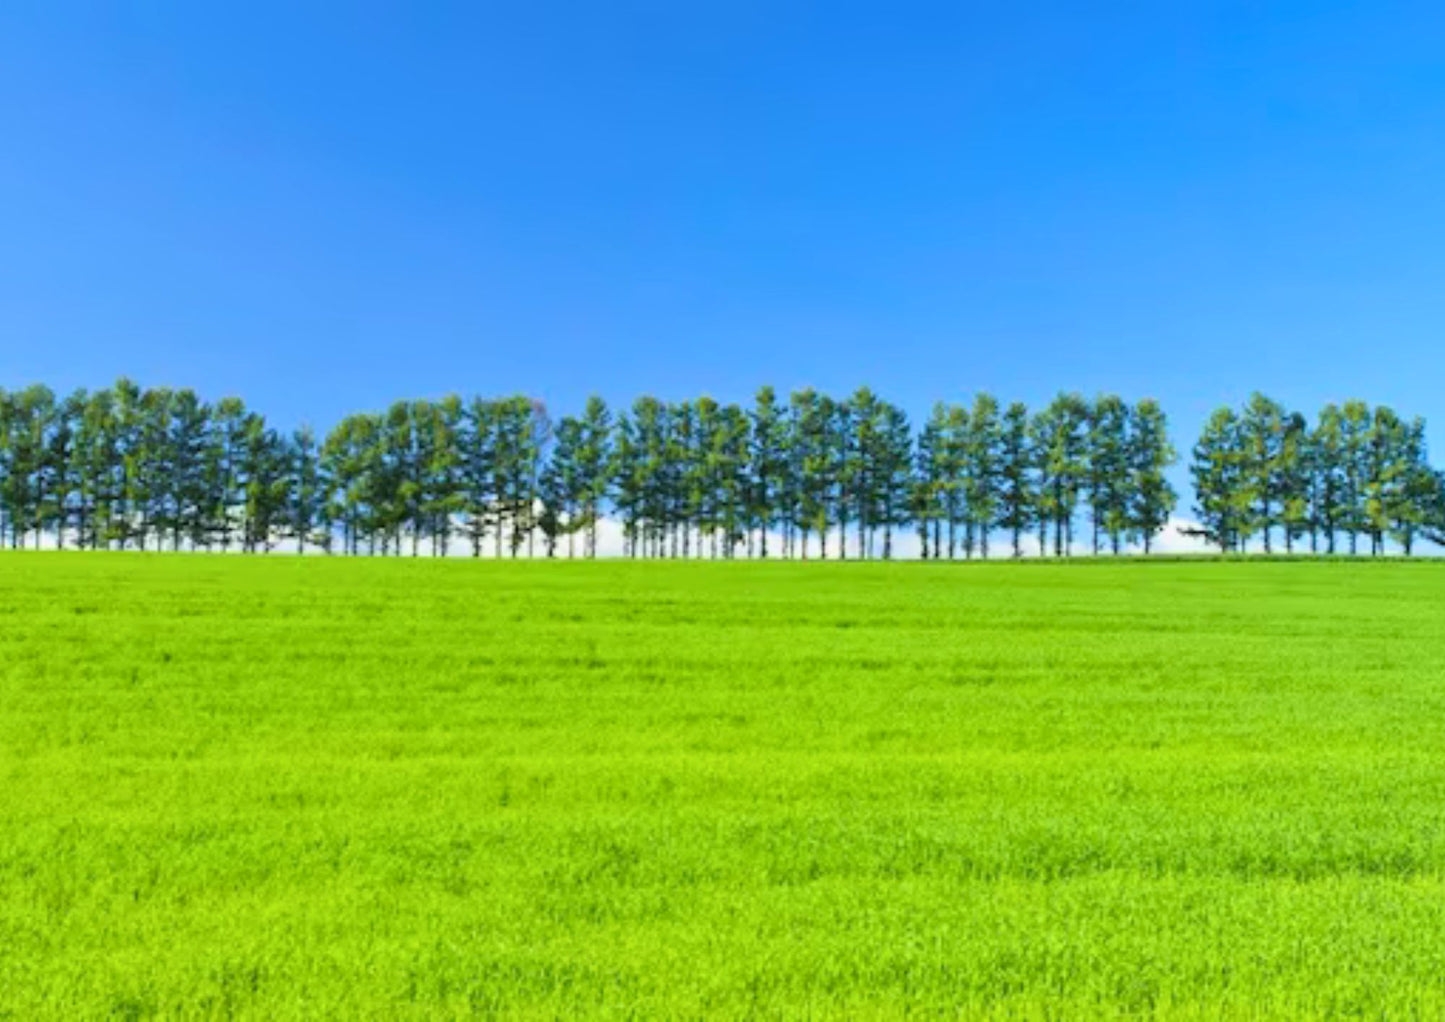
(208, 397), (250, 551)
(914, 404), (949, 559)
(1087, 395), (1130, 554)
(71, 389), (117, 550)
(1188, 407), (1251, 553)
(1364, 406), (1407, 556)
(611, 404), (644, 557)
(748, 387), (784, 559)
(43, 390), (85, 549)
(997, 402), (1033, 557)
(287, 425), (325, 553)
(666, 400), (697, 557)
(168, 390), (211, 551)
(1277, 412), (1310, 553)
(1390, 417), (1433, 556)
(789, 389), (833, 560)
(1240, 393), (1286, 553)
(716, 404), (750, 558)
(963, 394), (1002, 558)
(459, 399), (497, 557)
(831, 398), (856, 560)
(1310, 405), (1346, 554)
(239, 413), (287, 553)
(576, 396), (613, 558)
(1126, 398), (1176, 554)
(322, 413), (383, 555)
(1, 386), (58, 548)
(1031, 394), (1089, 556)
(1339, 400), (1372, 554)
(876, 402), (913, 560)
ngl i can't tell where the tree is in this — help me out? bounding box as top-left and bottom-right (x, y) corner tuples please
(749, 387), (784, 558)
(3, 377), (1440, 562)
(1240, 393), (1286, 553)
(166, 389), (212, 551)
(1277, 413), (1311, 554)
(575, 396), (613, 558)
(1188, 407), (1252, 553)
(1310, 405), (1346, 554)
(239, 413), (287, 553)
(0, 386), (59, 548)
(1339, 400), (1372, 554)
(1126, 399), (1176, 554)
(322, 412), (383, 555)
(874, 402), (913, 560)
(71, 389), (118, 550)
(997, 402), (1034, 557)
(286, 426), (325, 553)
(1031, 394), (1089, 556)
(715, 404), (750, 558)
(788, 389), (833, 560)
(963, 394), (1001, 558)
(42, 390), (85, 550)
(1087, 395), (1130, 554)
(1390, 417), (1434, 556)
(208, 397), (250, 552)
(914, 404), (949, 559)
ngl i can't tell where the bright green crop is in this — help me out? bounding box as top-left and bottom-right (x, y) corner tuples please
(3, 554), (1445, 1018)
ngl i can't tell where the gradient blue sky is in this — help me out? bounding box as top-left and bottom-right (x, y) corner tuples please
(3, 3), (1443, 491)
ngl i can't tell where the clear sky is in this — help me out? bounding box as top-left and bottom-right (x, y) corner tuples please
(3, 2), (1443, 492)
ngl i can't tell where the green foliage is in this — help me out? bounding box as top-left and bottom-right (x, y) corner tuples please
(1193, 394), (1440, 555)
(6, 556), (1445, 1016)
(3, 379), (1439, 558)
(1127, 398), (1177, 553)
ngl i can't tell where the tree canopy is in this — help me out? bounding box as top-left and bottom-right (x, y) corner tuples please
(1, 380), (1440, 557)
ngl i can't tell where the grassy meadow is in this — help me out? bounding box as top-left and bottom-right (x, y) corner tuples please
(3, 554), (1445, 1018)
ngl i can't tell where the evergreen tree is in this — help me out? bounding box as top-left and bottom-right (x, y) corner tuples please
(1087, 394), (1130, 554)
(716, 404), (750, 558)
(1339, 399), (1372, 554)
(72, 389), (118, 550)
(963, 393), (1002, 558)
(2, 377), (1440, 562)
(1188, 407), (1252, 553)
(1277, 412), (1311, 553)
(576, 396), (613, 558)
(168, 389), (211, 551)
(1031, 394), (1089, 556)
(1126, 398), (1176, 553)
(875, 402), (913, 560)
(1310, 404), (1346, 554)
(42, 390), (85, 549)
(1240, 393), (1287, 553)
(287, 425), (325, 553)
(239, 413), (287, 553)
(997, 402), (1034, 557)
(748, 387), (785, 558)
(1391, 417), (1433, 555)
(209, 397), (250, 552)
(789, 389), (833, 560)
(611, 403), (646, 557)
(459, 399), (498, 557)
(914, 404), (949, 559)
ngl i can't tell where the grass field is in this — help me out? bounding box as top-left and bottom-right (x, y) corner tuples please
(4, 555), (1445, 1018)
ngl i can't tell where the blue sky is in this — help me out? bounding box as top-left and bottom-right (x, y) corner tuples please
(3, 2), (1444, 497)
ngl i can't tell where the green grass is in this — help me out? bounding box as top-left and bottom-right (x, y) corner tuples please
(4, 554), (1445, 1018)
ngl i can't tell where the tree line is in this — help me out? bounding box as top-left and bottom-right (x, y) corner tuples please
(1189, 393), (1444, 556)
(0, 379), (1440, 557)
